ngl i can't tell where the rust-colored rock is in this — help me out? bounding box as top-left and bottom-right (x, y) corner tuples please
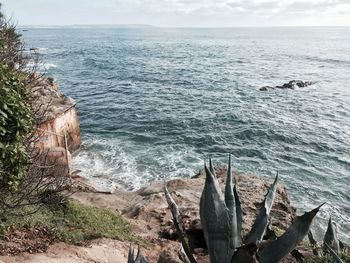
(30, 76), (81, 174)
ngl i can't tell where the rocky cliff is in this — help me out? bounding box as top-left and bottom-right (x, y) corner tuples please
(30, 76), (81, 170)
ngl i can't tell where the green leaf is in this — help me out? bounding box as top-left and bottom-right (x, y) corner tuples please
(246, 173), (279, 244)
(224, 154), (242, 253)
(258, 204), (324, 263)
(324, 217), (340, 254)
(200, 161), (231, 263)
(209, 158), (216, 177)
(0, 109), (8, 118)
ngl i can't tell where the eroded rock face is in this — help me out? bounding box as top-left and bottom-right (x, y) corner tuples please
(71, 169), (297, 262)
(259, 80), (314, 91)
(31, 76), (81, 166)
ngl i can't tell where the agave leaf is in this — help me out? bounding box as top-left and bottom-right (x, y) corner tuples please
(234, 185), (243, 240)
(209, 158), (217, 177)
(127, 245), (151, 263)
(179, 244), (191, 263)
(258, 204), (323, 263)
(164, 184), (197, 263)
(224, 154), (242, 252)
(245, 173), (279, 244)
(324, 217), (340, 254)
(308, 230), (317, 245)
(308, 230), (322, 257)
(200, 162), (232, 263)
(324, 242), (345, 263)
(128, 245), (135, 263)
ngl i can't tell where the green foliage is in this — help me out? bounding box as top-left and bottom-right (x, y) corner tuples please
(0, 199), (138, 245)
(246, 172), (278, 244)
(0, 4), (26, 70)
(0, 7), (34, 190)
(0, 63), (33, 189)
(200, 159), (232, 263)
(303, 250), (350, 263)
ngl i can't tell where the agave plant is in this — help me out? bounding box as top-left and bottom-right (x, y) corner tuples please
(129, 156), (326, 263)
(164, 156), (324, 263)
(127, 245), (150, 263)
(307, 217), (348, 263)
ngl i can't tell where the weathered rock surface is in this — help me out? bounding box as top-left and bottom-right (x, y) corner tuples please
(260, 80), (314, 91)
(0, 168), (303, 262)
(31, 76), (81, 170)
(70, 168), (297, 262)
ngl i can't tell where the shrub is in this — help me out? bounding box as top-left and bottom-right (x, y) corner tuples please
(0, 62), (33, 189)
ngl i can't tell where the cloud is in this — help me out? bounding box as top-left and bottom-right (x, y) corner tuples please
(1, 0), (349, 26)
(135, 0), (348, 15)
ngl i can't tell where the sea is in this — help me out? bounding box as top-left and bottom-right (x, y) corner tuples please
(21, 26), (350, 242)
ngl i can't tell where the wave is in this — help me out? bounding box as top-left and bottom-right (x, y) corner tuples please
(26, 61), (57, 72)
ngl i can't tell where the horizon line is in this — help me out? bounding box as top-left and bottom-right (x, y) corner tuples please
(18, 24), (350, 28)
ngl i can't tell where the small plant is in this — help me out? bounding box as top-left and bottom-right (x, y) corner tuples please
(307, 217), (349, 263)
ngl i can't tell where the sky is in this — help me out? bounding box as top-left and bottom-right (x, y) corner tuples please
(1, 0), (350, 27)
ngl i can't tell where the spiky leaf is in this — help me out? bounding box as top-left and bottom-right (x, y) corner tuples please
(127, 246), (150, 263)
(128, 245), (135, 263)
(209, 158), (216, 177)
(258, 204), (323, 263)
(200, 163), (232, 263)
(234, 185), (243, 239)
(179, 244), (191, 263)
(308, 230), (322, 257)
(246, 173), (279, 244)
(164, 185), (197, 263)
(324, 217), (340, 254)
(225, 154), (242, 252)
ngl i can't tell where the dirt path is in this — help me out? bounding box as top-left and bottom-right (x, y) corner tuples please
(0, 238), (129, 263)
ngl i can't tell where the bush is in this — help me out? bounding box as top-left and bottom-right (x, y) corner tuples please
(0, 4), (69, 216)
(0, 62), (33, 189)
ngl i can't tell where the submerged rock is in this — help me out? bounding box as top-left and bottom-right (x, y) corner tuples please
(260, 80), (314, 91)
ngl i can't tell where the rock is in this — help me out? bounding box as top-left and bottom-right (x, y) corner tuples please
(259, 86), (273, 91)
(32, 76), (81, 155)
(260, 80), (314, 91)
(157, 250), (182, 263)
(71, 168), (297, 262)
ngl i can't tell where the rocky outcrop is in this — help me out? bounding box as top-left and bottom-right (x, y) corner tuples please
(71, 168), (298, 262)
(260, 80), (314, 91)
(0, 167), (313, 263)
(30, 76), (81, 173)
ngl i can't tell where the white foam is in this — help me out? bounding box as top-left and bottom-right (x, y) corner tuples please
(25, 61), (57, 71)
(42, 63), (57, 70)
(72, 136), (203, 191)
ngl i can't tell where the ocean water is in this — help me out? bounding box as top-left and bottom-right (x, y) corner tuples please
(22, 27), (350, 242)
